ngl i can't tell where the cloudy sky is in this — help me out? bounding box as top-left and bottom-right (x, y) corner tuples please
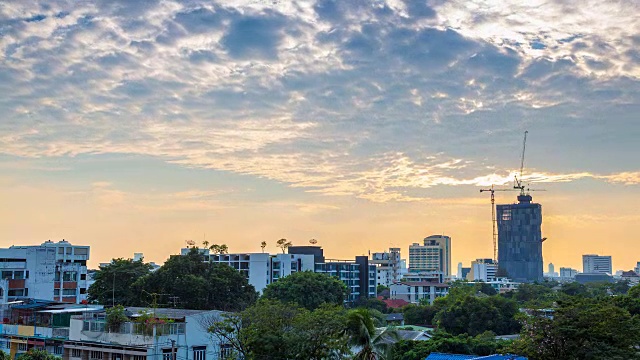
(1, 0), (638, 271)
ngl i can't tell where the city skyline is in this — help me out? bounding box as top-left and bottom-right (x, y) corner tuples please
(1, 1), (639, 270)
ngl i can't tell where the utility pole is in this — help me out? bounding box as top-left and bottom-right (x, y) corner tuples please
(170, 339), (176, 360)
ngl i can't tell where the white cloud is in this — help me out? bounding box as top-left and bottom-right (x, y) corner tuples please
(0, 0), (638, 203)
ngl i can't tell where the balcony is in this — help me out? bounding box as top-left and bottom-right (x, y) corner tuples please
(74, 320), (185, 346)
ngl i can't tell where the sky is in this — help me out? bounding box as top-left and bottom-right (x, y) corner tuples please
(0, 0), (639, 272)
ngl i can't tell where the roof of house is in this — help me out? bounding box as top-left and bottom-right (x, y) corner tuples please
(382, 299), (410, 308)
(385, 313), (404, 321)
(124, 307), (219, 319)
(397, 281), (449, 287)
(426, 353), (527, 360)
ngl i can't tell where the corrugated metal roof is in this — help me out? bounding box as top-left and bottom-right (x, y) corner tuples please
(426, 353), (527, 360)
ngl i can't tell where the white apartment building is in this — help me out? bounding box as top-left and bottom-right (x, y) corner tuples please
(180, 248), (315, 293)
(582, 254), (612, 275)
(559, 267), (578, 280)
(0, 240), (90, 303)
(466, 259), (498, 282)
(408, 235), (451, 277)
(181, 246), (377, 302)
(389, 281), (449, 305)
(370, 248), (404, 286)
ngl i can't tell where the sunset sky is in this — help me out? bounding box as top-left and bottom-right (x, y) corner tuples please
(1, 0), (639, 272)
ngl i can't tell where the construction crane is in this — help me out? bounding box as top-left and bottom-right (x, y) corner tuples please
(514, 131), (528, 195)
(479, 185), (515, 261)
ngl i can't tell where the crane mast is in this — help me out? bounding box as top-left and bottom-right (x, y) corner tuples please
(514, 131), (528, 195)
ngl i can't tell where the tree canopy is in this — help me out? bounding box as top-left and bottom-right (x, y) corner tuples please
(133, 249), (257, 311)
(87, 258), (153, 305)
(261, 271), (349, 310)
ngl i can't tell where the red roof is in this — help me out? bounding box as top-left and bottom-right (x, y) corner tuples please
(382, 299), (410, 308)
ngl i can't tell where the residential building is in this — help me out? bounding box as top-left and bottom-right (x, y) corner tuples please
(0, 240), (90, 303)
(634, 262), (640, 275)
(389, 281), (449, 305)
(0, 299), (103, 359)
(408, 235), (451, 277)
(559, 267), (578, 280)
(497, 194), (544, 282)
(621, 271), (640, 285)
(182, 249), (315, 293)
(401, 271), (444, 284)
(181, 246), (377, 302)
(314, 256), (377, 303)
(582, 254), (612, 275)
(65, 307), (232, 360)
(370, 248), (403, 286)
(466, 258), (498, 282)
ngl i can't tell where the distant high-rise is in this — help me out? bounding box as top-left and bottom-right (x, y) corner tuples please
(548, 263), (555, 274)
(408, 235), (451, 276)
(582, 254), (612, 274)
(497, 194), (543, 282)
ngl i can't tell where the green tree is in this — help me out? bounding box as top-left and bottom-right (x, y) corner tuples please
(435, 295), (520, 336)
(509, 298), (640, 360)
(502, 283), (557, 307)
(16, 349), (60, 360)
(353, 297), (389, 313)
(209, 244), (229, 254)
(88, 258), (153, 306)
(402, 305), (438, 326)
(105, 305), (129, 331)
(346, 308), (396, 360)
(208, 299), (349, 360)
(262, 271), (348, 310)
(134, 248), (257, 311)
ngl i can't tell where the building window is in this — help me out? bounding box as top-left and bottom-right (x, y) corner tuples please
(90, 351), (103, 359)
(162, 348), (174, 360)
(80, 288), (87, 294)
(8, 289), (25, 297)
(13, 271), (24, 280)
(63, 288), (77, 296)
(80, 274), (87, 280)
(1, 271), (12, 279)
(75, 248), (89, 255)
(54, 346), (63, 355)
(63, 272), (78, 281)
(71, 349), (82, 358)
(54, 289), (60, 296)
(66, 247), (72, 255)
(112, 354), (122, 360)
(220, 344), (234, 359)
(132, 356), (145, 360)
(193, 346), (206, 360)
(18, 343), (28, 351)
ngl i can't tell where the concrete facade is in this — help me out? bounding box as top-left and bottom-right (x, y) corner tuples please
(0, 240), (90, 303)
(582, 254), (612, 275)
(408, 235), (451, 277)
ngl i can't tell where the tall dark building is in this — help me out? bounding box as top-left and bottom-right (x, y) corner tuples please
(497, 194), (543, 282)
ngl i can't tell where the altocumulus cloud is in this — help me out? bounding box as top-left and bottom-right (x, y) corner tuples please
(0, 0), (638, 202)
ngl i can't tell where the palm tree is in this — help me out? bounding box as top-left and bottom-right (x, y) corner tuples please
(345, 308), (397, 360)
(202, 240), (210, 249)
(260, 241), (267, 253)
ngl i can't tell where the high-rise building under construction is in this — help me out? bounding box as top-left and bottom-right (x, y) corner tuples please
(497, 194), (543, 282)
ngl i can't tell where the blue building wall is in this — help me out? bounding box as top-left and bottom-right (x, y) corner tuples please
(496, 195), (543, 283)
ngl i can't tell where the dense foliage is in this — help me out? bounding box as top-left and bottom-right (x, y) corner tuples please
(89, 249), (257, 311)
(261, 271), (349, 310)
(16, 350), (60, 360)
(87, 258), (153, 305)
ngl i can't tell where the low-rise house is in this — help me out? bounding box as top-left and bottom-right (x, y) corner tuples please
(65, 307), (232, 360)
(0, 299), (103, 359)
(384, 313), (404, 326)
(426, 353), (527, 359)
(389, 282), (449, 305)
